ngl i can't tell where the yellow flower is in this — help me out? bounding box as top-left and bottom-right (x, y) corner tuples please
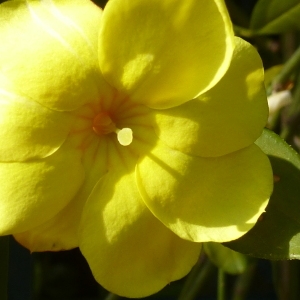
(0, 0), (273, 297)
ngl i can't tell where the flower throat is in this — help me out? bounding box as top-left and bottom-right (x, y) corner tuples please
(92, 112), (133, 146)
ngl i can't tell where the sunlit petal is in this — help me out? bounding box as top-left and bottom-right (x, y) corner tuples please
(99, 0), (234, 108)
(0, 0), (110, 111)
(0, 75), (74, 161)
(0, 141), (85, 235)
(137, 142), (273, 242)
(79, 149), (201, 297)
(154, 38), (268, 157)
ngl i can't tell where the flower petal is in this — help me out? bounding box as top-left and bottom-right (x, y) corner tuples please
(79, 143), (201, 298)
(0, 141), (85, 235)
(0, 76), (74, 162)
(0, 0), (108, 111)
(136, 142), (273, 243)
(154, 37), (268, 157)
(14, 135), (111, 252)
(99, 0), (234, 109)
(14, 192), (83, 252)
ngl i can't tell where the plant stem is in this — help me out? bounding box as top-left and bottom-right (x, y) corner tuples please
(232, 260), (257, 300)
(178, 257), (215, 300)
(272, 261), (300, 300)
(268, 46), (300, 95)
(104, 293), (120, 300)
(217, 268), (226, 300)
(280, 73), (300, 142)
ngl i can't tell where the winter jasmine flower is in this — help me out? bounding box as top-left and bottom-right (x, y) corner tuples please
(0, 0), (273, 297)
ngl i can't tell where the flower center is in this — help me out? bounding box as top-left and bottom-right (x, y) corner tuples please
(92, 112), (133, 146)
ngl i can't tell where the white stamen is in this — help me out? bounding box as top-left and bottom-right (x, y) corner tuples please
(115, 128), (133, 146)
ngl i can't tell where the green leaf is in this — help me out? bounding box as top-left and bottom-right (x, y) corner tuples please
(250, 0), (300, 34)
(224, 129), (300, 260)
(204, 242), (248, 274)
